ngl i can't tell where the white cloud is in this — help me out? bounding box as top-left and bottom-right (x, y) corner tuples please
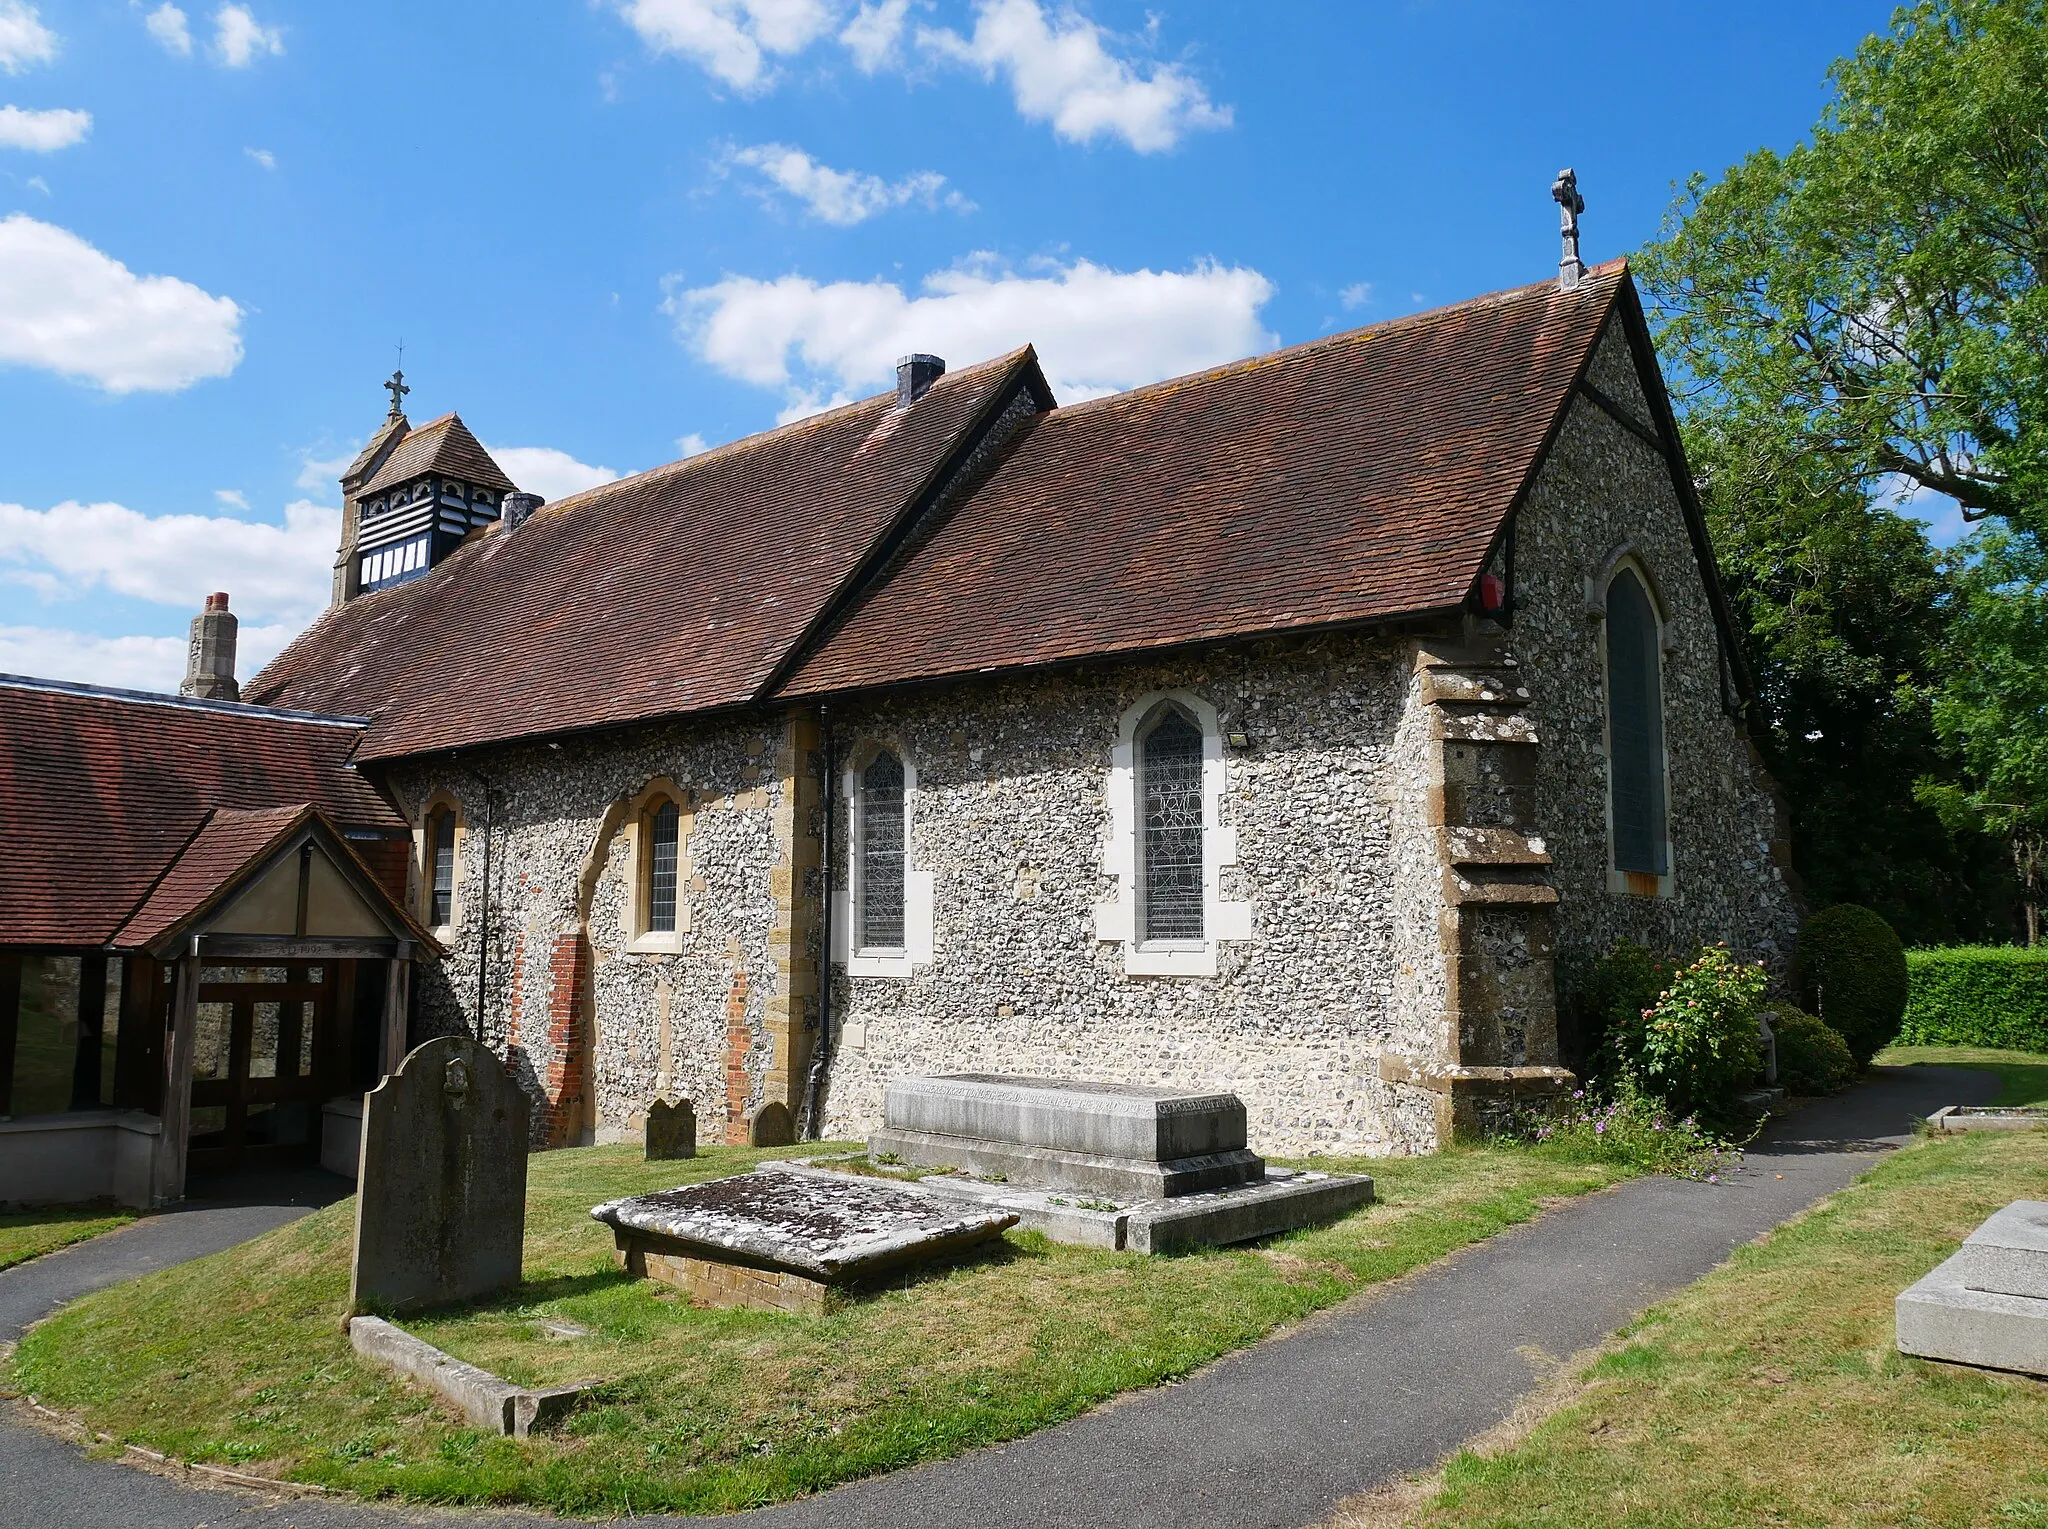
(0, 104), (87, 151)
(611, 0), (834, 90)
(0, 214), (242, 392)
(671, 252), (1276, 412)
(840, 0), (910, 71)
(296, 446), (356, 494)
(0, 496), (335, 626)
(244, 145), (274, 170)
(1339, 281), (1373, 311)
(144, 2), (192, 57)
(213, 3), (282, 67)
(727, 141), (967, 225)
(0, 621), (298, 691)
(0, 1), (55, 74)
(213, 488), (247, 508)
(486, 445), (623, 502)
(918, 0), (1229, 153)
(676, 432), (710, 457)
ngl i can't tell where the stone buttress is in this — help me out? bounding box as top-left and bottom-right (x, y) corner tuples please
(1387, 628), (1574, 1138)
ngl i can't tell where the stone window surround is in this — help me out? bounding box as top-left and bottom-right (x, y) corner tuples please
(1586, 543), (1677, 900)
(623, 777), (693, 954)
(413, 791), (466, 938)
(834, 741), (934, 980)
(1094, 690), (1253, 977)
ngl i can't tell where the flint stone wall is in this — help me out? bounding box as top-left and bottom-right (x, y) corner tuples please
(818, 632), (1447, 1157)
(1509, 316), (1800, 983)
(391, 714), (800, 1148)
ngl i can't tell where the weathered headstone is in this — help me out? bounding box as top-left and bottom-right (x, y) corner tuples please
(748, 1099), (793, 1147)
(351, 1035), (528, 1314)
(645, 1098), (696, 1161)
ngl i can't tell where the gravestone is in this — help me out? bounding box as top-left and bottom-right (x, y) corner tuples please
(748, 1099), (793, 1147)
(351, 1035), (528, 1314)
(1898, 1199), (2048, 1376)
(645, 1098), (696, 1161)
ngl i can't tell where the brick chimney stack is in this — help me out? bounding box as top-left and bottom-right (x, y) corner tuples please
(179, 591), (239, 701)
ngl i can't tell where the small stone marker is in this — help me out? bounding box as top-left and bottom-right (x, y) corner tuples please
(592, 1165), (1017, 1315)
(1898, 1199), (2048, 1376)
(1926, 1105), (2048, 1133)
(351, 1035), (528, 1315)
(747, 1099), (793, 1147)
(645, 1098), (696, 1160)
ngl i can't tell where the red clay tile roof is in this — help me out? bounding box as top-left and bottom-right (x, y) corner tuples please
(111, 803), (433, 954)
(112, 804), (309, 952)
(247, 349), (1040, 762)
(0, 677), (405, 949)
(777, 265), (1630, 697)
(359, 412), (515, 496)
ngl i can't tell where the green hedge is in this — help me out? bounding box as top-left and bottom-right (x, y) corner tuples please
(1897, 946), (2048, 1052)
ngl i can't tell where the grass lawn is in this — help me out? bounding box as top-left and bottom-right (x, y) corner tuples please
(1341, 1066), (2048, 1528)
(5, 1140), (1628, 1516)
(1878, 1044), (2048, 1107)
(0, 1204), (136, 1274)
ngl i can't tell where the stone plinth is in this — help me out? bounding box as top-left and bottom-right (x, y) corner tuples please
(348, 1316), (596, 1437)
(351, 1036), (528, 1315)
(1898, 1200), (2048, 1377)
(645, 1098), (696, 1160)
(1927, 1106), (2048, 1134)
(870, 1075), (1263, 1201)
(592, 1166), (1016, 1313)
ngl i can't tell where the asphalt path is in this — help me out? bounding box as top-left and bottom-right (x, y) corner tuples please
(0, 1065), (1994, 1529)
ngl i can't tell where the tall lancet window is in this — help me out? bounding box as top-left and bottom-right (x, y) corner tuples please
(859, 752), (908, 950)
(428, 808), (458, 926)
(1139, 708), (1205, 941)
(1605, 566), (1669, 878)
(647, 800), (681, 934)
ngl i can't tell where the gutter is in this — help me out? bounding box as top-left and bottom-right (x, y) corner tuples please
(799, 706), (835, 1139)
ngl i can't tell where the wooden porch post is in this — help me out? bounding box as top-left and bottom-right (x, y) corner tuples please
(380, 956), (410, 1076)
(152, 949), (200, 1207)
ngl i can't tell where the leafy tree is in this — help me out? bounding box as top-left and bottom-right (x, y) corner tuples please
(1923, 523), (2048, 942)
(1638, 0), (2048, 536)
(1637, 0), (2041, 940)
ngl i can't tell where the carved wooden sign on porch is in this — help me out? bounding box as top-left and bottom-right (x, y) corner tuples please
(351, 1035), (528, 1314)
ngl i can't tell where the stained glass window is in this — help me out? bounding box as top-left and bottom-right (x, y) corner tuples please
(860, 752), (907, 950)
(1606, 568), (1669, 876)
(1140, 710), (1205, 941)
(429, 809), (457, 925)
(648, 800), (680, 934)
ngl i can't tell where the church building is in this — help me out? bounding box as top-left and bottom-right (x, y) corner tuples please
(0, 203), (1806, 1196)
(237, 248), (1800, 1158)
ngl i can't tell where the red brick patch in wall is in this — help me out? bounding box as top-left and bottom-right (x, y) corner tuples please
(539, 932), (591, 1148)
(725, 968), (751, 1145)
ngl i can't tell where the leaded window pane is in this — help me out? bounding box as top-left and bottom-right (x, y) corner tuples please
(860, 752), (907, 950)
(648, 801), (680, 934)
(429, 811), (457, 925)
(1140, 711), (1205, 941)
(1606, 569), (1669, 876)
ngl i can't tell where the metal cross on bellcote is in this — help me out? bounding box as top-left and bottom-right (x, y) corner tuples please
(1552, 168), (1586, 291)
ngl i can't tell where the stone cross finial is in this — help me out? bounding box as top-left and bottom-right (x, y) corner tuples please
(1552, 168), (1586, 291)
(384, 368), (409, 420)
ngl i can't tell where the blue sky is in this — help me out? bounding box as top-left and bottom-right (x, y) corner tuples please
(0, 0), (1923, 691)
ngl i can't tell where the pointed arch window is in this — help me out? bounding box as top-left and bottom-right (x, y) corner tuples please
(1605, 565), (1669, 880)
(1139, 707), (1206, 942)
(426, 806), (458, 927)
(858, 751), (907, 951)
(647, 800), (680, 934)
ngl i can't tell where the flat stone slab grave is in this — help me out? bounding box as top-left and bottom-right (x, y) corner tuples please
(348, 1316), (599, 1437)
(591, 1165), (1018, 1315)
(1898, 1199), (2048, 1377)
(788, 1160), (1375, 1254)
(871, 1075), (1266, 1201)
(1927, 1105), (2048, 1133)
